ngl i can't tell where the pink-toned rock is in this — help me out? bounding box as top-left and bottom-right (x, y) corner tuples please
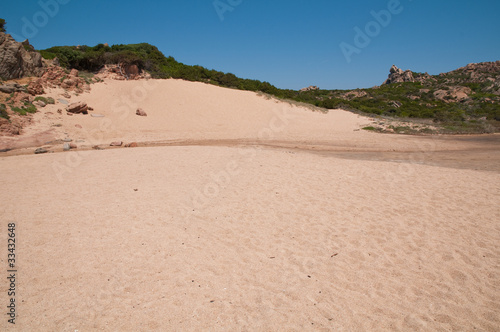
(299, 86), (319, 92)
(27, 79), (45, 95)
(69, 143), (77, 149)
(110, 141), (123, 147)
(70, 69), (79, 77)
(0, 118), (22, 136)
(136, 108), (147, 116)
(0, 34), (44, 80)
(75, 124), (82, 128)
(11, 92), (31, 104)
(125, 142), (138, 148)
(61, 78), (76, 89)
(66, 101), (88, 114)
(33, 100), (46, 108)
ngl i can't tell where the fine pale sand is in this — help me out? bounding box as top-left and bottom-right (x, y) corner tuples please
(1, 79), (499, 331)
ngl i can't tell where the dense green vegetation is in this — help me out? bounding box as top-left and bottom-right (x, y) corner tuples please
(40, 43), (284, 94)
(39, 43), (500, 132)
(0, 18), (6, 33)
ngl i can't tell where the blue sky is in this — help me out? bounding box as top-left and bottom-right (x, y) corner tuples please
(1, 0), (499, 90)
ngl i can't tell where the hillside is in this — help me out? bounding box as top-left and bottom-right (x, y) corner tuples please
(302, 62), (500, 133)
(38, 43), (500, 133)
(39, 43), (281, 95)
(0, 25), (498, 135)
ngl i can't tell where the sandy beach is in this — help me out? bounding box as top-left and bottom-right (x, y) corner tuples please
(1, 78), (499, 331)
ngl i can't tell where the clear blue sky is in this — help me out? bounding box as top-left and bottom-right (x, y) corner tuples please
(1, 0), (499, 90)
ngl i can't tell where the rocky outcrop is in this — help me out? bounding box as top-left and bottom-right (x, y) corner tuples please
(383, 65), (415, 85)
(66, 101), (89, 114)
(433, 86), (472, 103)
(444, 61), (500, 95)
(455, 61), (500, 77)
(341, 90), (368, 100)
(96, 63), (150, 81)
(0, 83), (26, 93)
(300, 86), (319, 92)
(27, 79), (44, 95)
(38, 66), (89, 93)
(0, 32), (44, 79)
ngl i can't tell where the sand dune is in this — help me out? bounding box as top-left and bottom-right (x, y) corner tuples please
(3, 78), (499, 160)
(1, 78), (499, 331)
(2, 78), (373, 152)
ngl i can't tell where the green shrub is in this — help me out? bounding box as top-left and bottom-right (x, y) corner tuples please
(40, 50), (57, 60)
(10, 103), (37, 115)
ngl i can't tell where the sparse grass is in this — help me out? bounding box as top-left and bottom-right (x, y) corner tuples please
(256, 91), (328, 113)
(10, 102), (37, 115)
(79, 71), (96, 84)
(34, 96), (55, 104)
(439, 121), (497, 134)
(256, 92), (272, 100)
(78, 71), (94, 79)
(419, 127), (438, 134)
(392, 126), (416, 134)
(10, 107), (27, 115)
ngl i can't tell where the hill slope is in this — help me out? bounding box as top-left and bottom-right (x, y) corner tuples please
(39, 43), (500, 132)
